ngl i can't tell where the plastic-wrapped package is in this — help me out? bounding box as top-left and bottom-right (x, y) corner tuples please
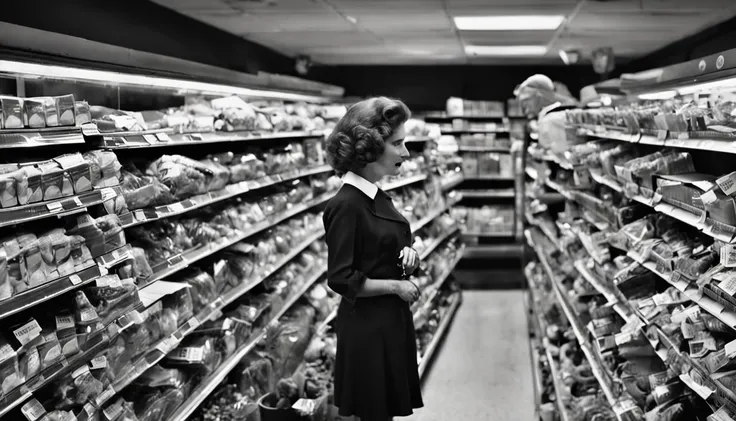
(36, 161), (72, 200)
(0, 164), (19, 209)
(18, 233), (48, 289)
(193, 317), (251, 356)
(74, 291), (103, 336)
(40, 410), (77, 421)
(17, 165), (43, 205)
(129, 365), (188, 421)
(0, 334), (24, 396)
(198, 158), (230, 192)
(164, 336), (221, 375)
(50, 364), (104, 411)
(178, 270), (217, 312)
(84, 278), (141, 326)
(163, 287), (193, 327)
(0, 249), (10, 302)
(102, 194), (129, 216)
(236, 356), (275, 400)
(38, 231), (74, 277)
(37, 329), (63, 371)
(83, 151), (122, 188)
(123, 247), (153, 284)
(107, 322), (151, 379)
(18, 345), (40, 381)
(263, 305), (316, 380)
(146, 155), (224, 200)
(120, 167), (175, 209)
(227, 153), (266, 182)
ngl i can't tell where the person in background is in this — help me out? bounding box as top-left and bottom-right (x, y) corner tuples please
(322, 97), (424, 421)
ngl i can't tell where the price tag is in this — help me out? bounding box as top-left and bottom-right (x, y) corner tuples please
(186, 317), (199, 330)
(55, 315), (75, 330)
(209, 309), (223, 321)
(710, 407), (736, 421)
(46, 201), (63, 213)
(717, 171), (736, 196)
(72, 196), (84, 207)
(155, 132), (171, 142)
(721, 244), (736, 268)
(726, 339), (736, 359)
(69, 274), (82, 285)
(168, 202), (185, 213)
(103, 401), (123, 421)
(90, 355), (108, 370)
(21, 399), (46, 421)
(190, 133), (203, 141)
(701, 190), (719, 205)
(143, 134), (158, 144)
(83, 403), (96, 417)
(95, 385), (116, 406)
(649, 371), (674, 389)
(170, 346), (204, 362)
(72, 364), (91, 378)
(689, 339), (709, 358)
(13, 319), (42, 345)
(80, 123), (101, 137)
(156, 336), (178, 354)
(99, 187), (117, 201)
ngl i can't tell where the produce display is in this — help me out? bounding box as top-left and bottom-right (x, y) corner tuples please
(460, 151), (514, 178)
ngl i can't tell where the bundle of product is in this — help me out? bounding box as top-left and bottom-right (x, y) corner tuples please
(189, 284), (339, 421)
(412, 214), (458, 256)
(85, 96), (344, 135)
(564, 93), (736, 134)
(125, 179), (331, 272)
(0, 151), (120, 209)
(0, 94), (90, 129)
(451, 205), (514, 234)
(460, 151), (513, 178)
(387, 181), (446, 226)
(445, 97), (505, 118)
(414, 285), (461, 356)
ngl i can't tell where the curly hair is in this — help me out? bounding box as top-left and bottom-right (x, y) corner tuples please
(325, 97), (411, 176)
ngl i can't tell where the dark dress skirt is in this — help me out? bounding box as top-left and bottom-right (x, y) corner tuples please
(323, 185), (424, 421)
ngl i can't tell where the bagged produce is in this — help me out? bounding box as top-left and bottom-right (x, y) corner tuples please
(84, 277), (141, 326)
(119, 168), (175, 209)
(146, 155), (229, 200)
(83, 150), (122, 188)
(178, 270), (218, 312)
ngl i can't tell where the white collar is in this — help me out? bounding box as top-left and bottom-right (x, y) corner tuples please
(342, 171), (378, 199)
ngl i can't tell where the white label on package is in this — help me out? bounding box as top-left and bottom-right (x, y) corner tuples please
(96, 386), (115, 406)
(13, 319), (42, 345)
(68, 274), (82, 285)
(80, 308), (98, 322)
(168, 202), (185, 213)
(701, 190), (719, 205)
(615, 331), (634, 346)
(143, 134), (158, 144)
(710, 407), (736, 421)
(719, 275), (736, 296)
(652, 293), (673, 307)
(717, 172), (736, 196)
(156, 132), (171, 142)
(726, 339), (736, 359)
(156, 336), (177, 354)
(722, 245), (736, 268)
(72, 364), (91, 379)
(80, 123), (101, 137)
(46, 201), (63, 213)
(103, 402), (123, 421)
(21, 399), (46, 421)
(173, 347), (204, 362)
(55, 315), (75, 331)
(89, 355), (107, 370)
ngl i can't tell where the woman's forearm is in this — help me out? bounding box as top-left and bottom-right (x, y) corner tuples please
(354, 278), (401, 297)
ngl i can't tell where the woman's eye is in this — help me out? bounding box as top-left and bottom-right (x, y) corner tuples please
(393, 141), (403, 146)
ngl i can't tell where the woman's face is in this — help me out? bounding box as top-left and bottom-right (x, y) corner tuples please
(368, 124), (409, 179)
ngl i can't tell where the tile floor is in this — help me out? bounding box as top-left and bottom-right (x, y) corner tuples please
(403, 290), (535, 421)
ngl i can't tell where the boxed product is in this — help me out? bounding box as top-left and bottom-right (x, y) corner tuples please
(41, 97), (59, 127)
(53, 153), (92, 194)
(0, 96), (24, 129)
(655, 173), (715, 215)
(0, 164), (19, 208)
(17, 165), (43, 205)
(24, 98), (46, 128)
(74, 101), (92, 125)
(55, 95), (76, 127)
(461, 153), (478, 177)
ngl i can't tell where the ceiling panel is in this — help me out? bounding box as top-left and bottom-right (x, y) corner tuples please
(151, 0), (736, 65)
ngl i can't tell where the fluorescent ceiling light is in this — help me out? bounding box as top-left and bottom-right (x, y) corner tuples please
(0, 59), (331, 103)
(454, 15), (565, 31)
(465, 45), (548, 56)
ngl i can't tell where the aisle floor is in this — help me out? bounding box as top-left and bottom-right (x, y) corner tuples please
(404, 290), (535, 421)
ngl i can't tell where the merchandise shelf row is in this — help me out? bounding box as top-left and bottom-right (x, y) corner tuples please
(417, 293), (462, 379)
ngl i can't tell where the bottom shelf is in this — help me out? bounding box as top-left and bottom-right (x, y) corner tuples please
(418, 292), (462, 379)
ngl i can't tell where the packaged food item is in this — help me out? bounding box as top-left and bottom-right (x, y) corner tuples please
(83, 150), (122, 188)
(74, 101), (92, 125)
(0, 249), (10, 302)
(68, 235), (92, 268)
(9, 318), (44, 356)
(85, 277), (140, 326)
(54, 312), (80, 357)
(18, 165), (43, 205)
(74, 291), (102, 337)
(11, 168), (28, 207)
(53, 153), (92, 194)
(19, 235), (48, 288)
(19, 345), (41, 380)
(0, 96), (24, 129)
(36, 161), (68, 201)
(0, 164), (19, 209)
(37, 330), (63, 371)
(164, 336), (220, 374)
(40, 97), (59, 127)
(0, 335), (24, 395)
(55, 95), (76, 127)
(193, 317), (251, 356)
(50, 364), (104, 411)
(23, 98), (46, 128)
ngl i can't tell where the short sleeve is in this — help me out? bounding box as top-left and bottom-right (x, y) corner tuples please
(323, 200), (366, 303)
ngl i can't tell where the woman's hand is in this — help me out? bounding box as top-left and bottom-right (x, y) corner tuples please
(399, 246), (420, 276)
(396, 280), (420, 303)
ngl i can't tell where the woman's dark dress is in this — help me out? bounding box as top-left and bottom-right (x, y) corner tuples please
(322, 183), (424, 421)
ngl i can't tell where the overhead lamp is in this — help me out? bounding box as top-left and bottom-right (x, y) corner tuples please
(454, 15), (565, 31)
(465, 45), (548, 56)
(0, 59), (332, 103)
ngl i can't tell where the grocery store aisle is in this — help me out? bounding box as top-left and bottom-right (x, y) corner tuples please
(405, 290), (534, 421)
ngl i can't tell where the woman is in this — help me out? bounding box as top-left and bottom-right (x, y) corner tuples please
(322, 97), (424, 421)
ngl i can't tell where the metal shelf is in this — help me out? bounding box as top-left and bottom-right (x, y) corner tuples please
(92, 129), (323, 149)
(0, 125), (86, 149)
(418, 292), (462, 379)
(166, 266), (327, 421)
(457, 189), (514, 198)
(458, 146), (511, 153)
(418, 226), (460, 260)
(378, 173), (427, 191)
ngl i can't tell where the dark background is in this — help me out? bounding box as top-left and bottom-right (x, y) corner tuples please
(2, 0), (736, 110)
